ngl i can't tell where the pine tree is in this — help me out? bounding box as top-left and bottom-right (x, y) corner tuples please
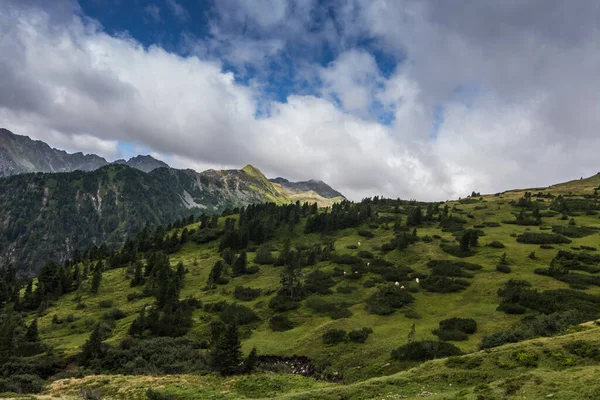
(244, 346), (258, 373)
(25, 319), (40, 342)
(91, 268), (102, 294)
(80, 324), (106, 366)
(210, 324), (243, 376)
(232, 252), (247, 276)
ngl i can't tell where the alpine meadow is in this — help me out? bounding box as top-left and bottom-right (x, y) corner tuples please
(2, 1), (600, 399)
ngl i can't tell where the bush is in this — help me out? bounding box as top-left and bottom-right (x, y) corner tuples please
(366, 285), (415, 315)
(333, 254), (362, 265)
(496, 264), (512, 273)
(304, 270), (335, 295)
(99, 300), (113, 308)
(564, 340), (600, 360)
(269, 315), (294, 332)
(269, 295), (300, 312)
(540, 244), (555, 249)
(348, 328), (373, 343)
(234, 286), (261, 301)
(345, 244), (358, 249)
(336, 285), (356, 294)
(219, 304), (260, 325)
(483, 221), (501, 227)
(581, 245), (597, 251)
(322, 329), (347, 345)
(433, 329), (468, 341)
(513, 350), (539, 367)
(445, 356), (483, 370)
(391, 340), (462, 361)
(487, 241), (505, 248)
(103, 308), (126, 321)
(438, 317), (477, 334)
(496, 303), (527, 314)
(358, 250), (374, 259)
(358, 230), (375, 238)
(127, 292), (144, 302)
(516, 232), (571, 244)
(0, 374), (45, 394)
(440, 243), (474, 258)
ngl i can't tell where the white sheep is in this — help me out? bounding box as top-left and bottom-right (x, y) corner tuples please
(394, 281), (399, 286)
(415, 277), (420, 284)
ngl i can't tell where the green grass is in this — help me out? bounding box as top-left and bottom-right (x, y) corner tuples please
(23, 174), (600, 396)
(38, 323), (600, 399)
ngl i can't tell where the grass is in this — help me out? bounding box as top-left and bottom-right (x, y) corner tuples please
(35, 323), (600, 399)
(19, 174), (600, 396)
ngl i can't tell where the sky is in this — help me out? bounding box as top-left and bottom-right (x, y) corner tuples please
(1, 0), (600, 201)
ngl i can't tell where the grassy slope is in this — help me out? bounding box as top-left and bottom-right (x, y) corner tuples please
(20, 174), (600, 397)
(36, 323), (600, 399)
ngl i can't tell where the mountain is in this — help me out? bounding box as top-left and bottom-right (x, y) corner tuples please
(0, 128), (108, 176)
(1, 172), (599, 398)
(270, 177), (345, 199)
(114, 155), (170, 173)
(0, 128), (173, 176)
(0, 163), (291, 275)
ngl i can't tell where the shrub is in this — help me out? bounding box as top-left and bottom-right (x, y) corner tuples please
(433, 329), (468, 341)
(322, 329), (347, 345)
(234, 286), (261, 301)
(333, 254), (362, 265)
(513, 350), (539, 367)
(348, 328), (373, 343)
(329, 308), (353, 319)
(268, 295), (300, 312)
(440, 243), (474, 258)
(496, 264), (512, 273)
(345, 244), (358, 249)
(103, 309), (126, 321)
(0, 374), (45, 394)
(483, 221), (501, 227)
(366, 285), (415, 315)
(496, 303), (527, 314)
(358, 230), (375, 238)
(564, 340), (600, 360)
(540, 244), (555, 249)
(581, 245), (597, 251)
(487, 241), (505, 248)
(552, 225), (598, 238)
(127, 292), (143, 302)
(304, 270), (335, 295)
(254, 245), (275, 265)
(269, 315), (295, 332)
(358, 250), (374, 259)
(99, 300), (113, 308)
(219, 304), (260, 325)
(438, 317), (477, 334)
(516, 232), (571, 245)
(391, 340), (462, 361)
(336, 285), (356, 294)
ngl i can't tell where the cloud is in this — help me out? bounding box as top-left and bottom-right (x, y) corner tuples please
(144, 4), (161, 22)
(1, 1), (600, 202)
(165, 0), (189, 22)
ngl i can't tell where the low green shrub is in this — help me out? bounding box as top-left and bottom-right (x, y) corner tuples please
(322, 329), (346, 345)
(269, 315), (294, 332)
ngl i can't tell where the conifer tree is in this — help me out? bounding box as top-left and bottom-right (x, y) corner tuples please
(91, 268), (102, 294)
(210, 324), (243, 376)
(80, 324), (106, 366)
(25, 319), (40, 342)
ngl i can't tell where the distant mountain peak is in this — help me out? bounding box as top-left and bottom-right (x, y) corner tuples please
(269, 176), (345, 200)
(125, 155), (169, 172)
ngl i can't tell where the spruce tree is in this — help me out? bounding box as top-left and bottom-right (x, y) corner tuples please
(210, 324), (243, 376)
(91, 268), (102, 294)
(232, 252), (247, 276)
(25, 319), (40, 342)
(80, 324), (105, 366)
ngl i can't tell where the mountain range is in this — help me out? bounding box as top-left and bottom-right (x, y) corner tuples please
(0, 128), (344, 275)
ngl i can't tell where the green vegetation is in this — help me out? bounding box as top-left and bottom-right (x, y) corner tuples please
(1, 173), (600, 398)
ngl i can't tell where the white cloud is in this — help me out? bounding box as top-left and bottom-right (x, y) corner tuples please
(144, 4), (161, 22)
(165, 0), (189, 22)
(2, 1), (600, 202)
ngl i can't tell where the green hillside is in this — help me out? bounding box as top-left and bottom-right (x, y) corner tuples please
(1, 173), (600, 398)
